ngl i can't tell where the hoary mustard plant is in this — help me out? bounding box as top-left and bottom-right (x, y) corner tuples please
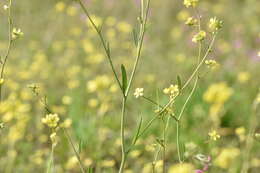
(73, 0), (224, 172)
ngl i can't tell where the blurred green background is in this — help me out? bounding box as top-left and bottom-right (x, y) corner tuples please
(0, 0), (259, 172)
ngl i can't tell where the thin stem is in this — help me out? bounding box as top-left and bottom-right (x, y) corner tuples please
(0, 0), (13, 102)
(119, 98), (127, 173)
(158, 34), (217, 115)
(125, 0), (151, 97)
(176, 11), (205, 163)
(176, 123), (182, 163)
(241, 98), (259, 173)
(46, 145), (54, 173)
(177, 77), (199, 121)
(152, 145), (162, 173)
(63, 128), (86, 173)
(176, 76), (198, 162)
(137, 116), (157, 139)
(142, 96), (178, 122)
(32, 91), (86, 173)
(162, 116), (170, 173)
(181, 34), (216, 90)
(78, 0), (123, 94)
(127, 115), (157, 154)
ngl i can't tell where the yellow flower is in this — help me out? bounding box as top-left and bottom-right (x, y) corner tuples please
(60, 118), (72, 128)
(12, 28), (24, 40)
(0, 78), (4, 85)
(205, 59), (219, 69)
(66, 6), (77, 16)
(100, 159), (115, 168)
(192, 30), (206, 43)
(84, 158), (93, 167)
(66, 156), (78, 170)
(62, 96), (72, 105)
(237, 71), (250, 83)
(168, 163), (194, 173)
(50, 132), (58, 146)
(183, 0), (199, 8)
(214, 147), (240, 169)
(208, 130), (221, 141)
(117, 22), (132, 33)
(41, 113), (60, 128)
(55, 1), (66, 12)
(235, 126), (246, 141)
(203, 82), (233, 104)
(208, 17), (223, 32)
(185, 17), (198, 26)
(163, 84), (179, 99)
(134, 88), (144, 98)
(177, 10), (190, 22)
(106, 17), (116, 26)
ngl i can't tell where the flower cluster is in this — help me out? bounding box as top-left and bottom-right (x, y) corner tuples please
(214, 148), (240, 169)
(192, 31), (206, 43)
(208, 130), (220, 141)
(134, 88), (144, 98)
(183, 0), (199, 8)
(50, 132), (58, 147)
(208, 17), (223, 32)
(205, 59), (219, 69)
(41, 113), (60, 128)
(12, 28), (24, 40)
(163, 84), (179, 100)
(185, 17), (197, 26)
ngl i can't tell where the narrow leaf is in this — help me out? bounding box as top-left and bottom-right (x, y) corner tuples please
(177, 75), (182, 89)
(121, 64), (128, 94)
(133, 117), (143, 144)
(88, 167), (93, 173)
(78, 139), (82, 154)
(132, 29), (138, 47)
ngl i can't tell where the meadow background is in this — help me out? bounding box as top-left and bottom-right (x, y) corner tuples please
(0, 0), (260, 172)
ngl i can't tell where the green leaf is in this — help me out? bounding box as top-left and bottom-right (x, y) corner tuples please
(177, 75), (182, 89)
(132, 29), (138, 47)
(133, 117), (143, 144)
(121, 64), (128, 94)
(88, 167), (94, 173)
(78, 139), (82, 154)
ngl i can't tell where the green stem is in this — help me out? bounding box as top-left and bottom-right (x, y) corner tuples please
(158, 34), (217, 116)
(142, 96), (178, 122)
(241, 98), (259, 173)
(119, 98), (127, 173)
(176, 123), (182, 163)
(0, 0), (13, 102)
(78, 0), (123, 94)
(125, 0), (151, 97)
(63, 128), (86, 173)
(176, 11), (205, 162)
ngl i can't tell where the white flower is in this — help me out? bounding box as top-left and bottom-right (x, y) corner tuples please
(3, 5), (9, 10)
(134, 88), (144, 98)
